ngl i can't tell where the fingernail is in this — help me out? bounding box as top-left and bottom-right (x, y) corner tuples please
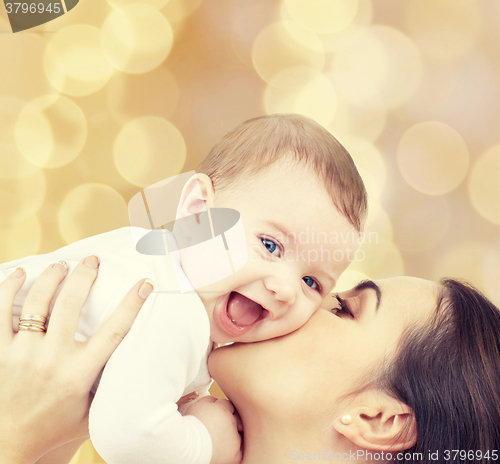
(138, 279), (154, 300)
(52, 260), (68, 273)
(83, 255), (100, 269)
(11, 267), (25, 278)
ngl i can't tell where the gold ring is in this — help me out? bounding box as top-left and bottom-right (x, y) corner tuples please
(19, 321), (45, 327)
(18, 322), (47, 333)
(19, 323), (46, 332)
(19, 314), (47, 324)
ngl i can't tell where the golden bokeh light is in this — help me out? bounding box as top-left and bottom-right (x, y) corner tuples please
(101, 4), (173, 74)
(318, 0), (373, 53)
(107, 0), (170, 9)
(15, 169), (46, 219)
(0, 169), (46, 225)
(332, 26), (423, 109)
(0, 0), (498, 461)
(327, 94), (386, 142)
(343, 139), (386, 200)
(0, 18), (55, 101)
(264, 67), (337, 126)
(403, 54), (499, 140)
(252, 20), (324, 83)
(352, 237), (404, 279)
(334, 269), (371, 293)
(80, 135), (139, 193)
(15, 95), (87, 169)
(58, 183), (129, 245)
(483, 239), (500, 306)
(0, 189), (24, 226)
(364, 200), (393, 242)
(16, 103), (52, 168)
(106, 66), (180, 124)
(184, 68), (265, 151)
(0, 216), (42, 263)
(38, 0), (112, 30)
(293, 74), (337, 127)
(230, 0), (281, 68)
(44, 25), (115, 97)
(406, 0), (481, 61)
(391, 192), (451, 252)
(350, 200), (400, 283)
(283, 0), (359, 35)
(0, 0), (497, 461)
(113, 116), (186, 187)
(433, 241), (498, 305)
(468, 144), (500, 226)
(161, 0), (204, 23)
(281, 20), (325, 53)
(397, 121), (469, 195)
(0, 97), (40, 180)
(330, 70), (382, 111)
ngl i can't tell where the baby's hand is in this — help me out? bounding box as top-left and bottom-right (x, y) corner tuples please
(187, 396), (242, 464)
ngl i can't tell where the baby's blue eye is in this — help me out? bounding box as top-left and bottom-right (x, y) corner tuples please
(303, 276), (320, 291)
(261, 238), (281, 257)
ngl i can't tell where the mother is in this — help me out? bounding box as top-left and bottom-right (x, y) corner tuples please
(2, 271), (499, 463)
(209, 276), (500, 464)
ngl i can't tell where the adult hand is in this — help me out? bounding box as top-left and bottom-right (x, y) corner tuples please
(0, 256), (153, 464)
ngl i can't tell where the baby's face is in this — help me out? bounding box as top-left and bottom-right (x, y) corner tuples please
(183, 160), (360, 343)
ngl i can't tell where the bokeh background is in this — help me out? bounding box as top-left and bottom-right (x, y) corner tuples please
(1, 0), (499, 461)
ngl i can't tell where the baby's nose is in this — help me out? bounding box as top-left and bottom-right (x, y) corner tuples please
(265, 276), (296, 306)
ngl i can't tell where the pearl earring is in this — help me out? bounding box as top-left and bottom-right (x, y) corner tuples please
(341, 414), (352, 425)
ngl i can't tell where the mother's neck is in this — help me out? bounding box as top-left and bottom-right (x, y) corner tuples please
(239, 410), (374, 464)
(240, 417), (325, 464)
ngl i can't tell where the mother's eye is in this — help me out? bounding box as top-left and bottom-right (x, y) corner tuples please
(331, 295), (354, 318)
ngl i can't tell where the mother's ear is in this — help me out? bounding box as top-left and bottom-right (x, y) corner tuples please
(332, 390), (417, 452)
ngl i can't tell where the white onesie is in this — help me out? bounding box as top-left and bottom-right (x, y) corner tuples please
(1, 227), (213, 464)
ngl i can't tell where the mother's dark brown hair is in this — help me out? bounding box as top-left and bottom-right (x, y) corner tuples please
(383, 279), (500, 464)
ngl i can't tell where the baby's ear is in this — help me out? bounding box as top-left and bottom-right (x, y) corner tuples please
(332, 390), (417, 452)
(173, 174), (215, 248)
(176, 173), (214, 220)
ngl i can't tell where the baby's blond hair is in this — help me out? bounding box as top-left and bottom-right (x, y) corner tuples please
(198, 114), (367, 232)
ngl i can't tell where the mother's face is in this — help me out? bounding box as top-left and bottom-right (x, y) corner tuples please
(209, 277), (439, 420)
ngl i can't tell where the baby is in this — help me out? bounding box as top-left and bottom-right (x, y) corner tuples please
(2, 114), (367, 464)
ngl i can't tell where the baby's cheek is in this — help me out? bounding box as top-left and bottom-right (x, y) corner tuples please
(290, 306), (318, 332)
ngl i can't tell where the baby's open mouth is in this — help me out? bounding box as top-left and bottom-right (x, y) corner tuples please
(220, 292), (268, 335)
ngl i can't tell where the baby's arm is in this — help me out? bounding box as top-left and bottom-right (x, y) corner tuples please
(187, 397), (243, 464)
(89, 290), (215, 464)
(1, 227), (155, 341)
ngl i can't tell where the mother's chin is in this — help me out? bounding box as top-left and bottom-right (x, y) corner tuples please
(208, 342), (253, 405)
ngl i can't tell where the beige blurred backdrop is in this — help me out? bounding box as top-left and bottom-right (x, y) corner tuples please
(1, 0), (499, 462)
